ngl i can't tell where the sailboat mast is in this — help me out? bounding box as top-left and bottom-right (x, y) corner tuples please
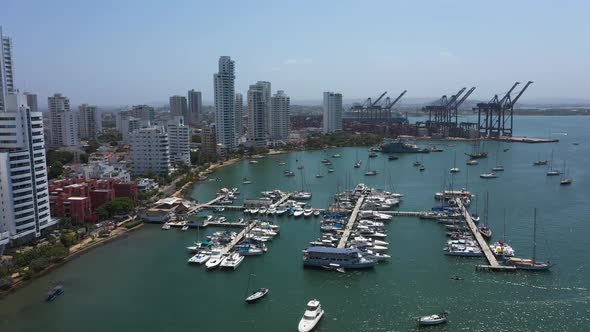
(533, 208), (537, 265)
(503, 210), (506, 243)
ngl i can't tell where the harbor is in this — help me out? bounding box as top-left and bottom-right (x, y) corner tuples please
(1, 118), (588, 331)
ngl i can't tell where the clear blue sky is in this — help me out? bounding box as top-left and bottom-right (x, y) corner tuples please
(1, 0), (588, 106)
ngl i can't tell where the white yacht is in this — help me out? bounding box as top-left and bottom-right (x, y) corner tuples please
(220, 252), (244, 270)
(293, 207), (304, 217)
(298, 299), (324, 332)
(188, 252), (210, 264)
(205, 251), (224, 270)
(303, 208), (313, 218)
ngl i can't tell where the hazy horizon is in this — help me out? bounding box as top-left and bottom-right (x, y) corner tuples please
(1, 0), (589, 106)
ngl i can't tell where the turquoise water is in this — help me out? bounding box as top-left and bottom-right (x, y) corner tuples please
(1, 116), (589, 331)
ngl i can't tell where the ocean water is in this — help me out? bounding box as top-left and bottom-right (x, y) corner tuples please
(0, 116), (589, 331)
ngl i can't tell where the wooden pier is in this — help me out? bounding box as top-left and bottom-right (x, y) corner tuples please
(337, 195), (365, 248)
(364, 210), (425, 217)
(455, 199), (516, 272)
(196, 195), (225, 209)
(273, 192), (292, 206)
(221, 221), (258, 255)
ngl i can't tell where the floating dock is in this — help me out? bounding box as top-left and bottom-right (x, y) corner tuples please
(455, 199), (516, 272)
(221, 221), (258, 255)
(337, 195), (365, 248)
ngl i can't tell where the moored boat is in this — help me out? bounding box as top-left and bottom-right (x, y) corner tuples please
(245, 288), (269, 303)
(298, 299), (325, 332)
(416, 311), (448, 326)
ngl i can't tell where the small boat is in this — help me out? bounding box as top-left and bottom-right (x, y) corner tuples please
(364, 170), (377, 176)
(297, 165), (304, 170)
(216, 207), (225, 212)
(546, 170), (560, 176)
(293, 208), (304, 217)
(327, 168), (335, 173)
(245, 288), (269, 303)
(188, 252), (210, 264)
(249, 208), (259, 215)
(242, 177), (252, 184)
(313, 210), (320, 217)
(388, 155), (398, 161)
(413, 161), (421, 166)
(466, 159), (479, 165)
(354, 161), (361, 168)
(369, 152), (378, 158)
(205, 252), (224, 270)
(560, 178), (572, 185)
(479, 225), (492, 239)
(259, 207), (267, 214)
(181, 225), (189, 231)
(161, 223), (171, 230)
(249, 160), (259, 164)
(450, 167), (460, 173)
(278, 161), (286, 166)
(492, 165), (505, 171)
(315, 173), (324, 178)
(419, 166), (425, 172)
(303, 208), (313, 218)
(332, 154), (341, 158)
(298, 299), (324, 332)
(284, 171), (295, 177)
(480, 172), (497, 179)
(46, 285), (64, 302)
(416, 311), (448, 326)
(533, 160), (548, 166)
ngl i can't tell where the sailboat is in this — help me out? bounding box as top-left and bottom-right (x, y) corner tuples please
(353, 151), (362, 168)
(315, 162), (324, 178)
(492, 145), (504, 171)
(533, 153), (548, 166)
(450, 152), (460, 173)
(546, 150), (560, 176)
(560, 160), (572, 185)
(244, 274), (269, 303)
(364, 156), (377, 176)
(506, 209), (554, 271)
(478, 192), (492, 239)
(465, 139), (488, 159)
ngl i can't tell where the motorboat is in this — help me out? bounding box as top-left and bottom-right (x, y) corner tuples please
(237, 244), (266, 256)
(413, 161), (421, 166)
(354, 161), (362, 168)
(188, 252), (210, 264)
(245, 288), (269, 303)
(533, 160), (548, 166)
(46, 285), (64, 302)
(369, 152), (378, 158)
(284, 171), (295, 177)
(161, 223), (171, 230)
(298, 299), (324, 332)
(450, 167), (460, 173)
(181, 225), (189, 231)
(293, 207), (304, 218)
(249, 208), (259, 215)
(388, 155), (399, 161)
(480, 172), (497, 179)
(419, 165), (425, 171)
(205, 251), (224, 270)
(466, 159), (479, 165)
(259, 207), (267, 214)
(479, 225), (492, 239)
(293, 192), (312, 200)
(303, 208), (313, 218)
(361, 250), (391, 262)
(328, 168), (335, 173)
(444, 243), (482, 256)
(313, 210), (321, 217)
(364, 170), (377, 176)
(332, 154), (341, 158)
(249, 160), (259, 164)
(315, 173), (324, 178)
(546, 170), (560, 176)
(267, 207), (277, 215)
(490, 240), (515, 258)
(416, 311), (448, 326)
(220, 252), (244, 270)
(492, 165), (505, 171)
(275, 208), (288, 216)
(242, 177), (252, 184)
(560, 178), (573, 185)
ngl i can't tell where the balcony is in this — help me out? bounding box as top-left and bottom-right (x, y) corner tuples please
(0, 231), (9, 245)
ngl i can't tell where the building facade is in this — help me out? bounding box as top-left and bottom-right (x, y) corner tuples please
(0, 94), (55, 250)
(247, 83), (267, 147)
(213, 56), (236, 152)
(167, 116), (191, 166)
(169, 95), (188, 121)
(0, 28), (15, 113)
(256, 81), (272, 137)
(78, 104), (102, 140)
(187, 89), (202, 126)
(270, 90), (290, 141)
(128, 105), (155, 123)
(200, 125), (217, 158)
(24, 93), (37, 112)
(130, 126), (171, 176)
(322, 92), (343, 133)
(235, 93), (244, 137)
(48, 93), (79, 147)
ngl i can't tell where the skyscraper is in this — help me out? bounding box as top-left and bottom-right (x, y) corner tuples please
(167, 116), (191, 166)
(0, 94), (55, 250)
(48, 93), (79, 147)
(235, 93), (244, 137)
(24, 93), (37, 113)
(187, 89), (202, 126)
(128, 105), (155, 122)
(256, 81), (272, 136)
(169, 95), (188, 120)
(247, 83), (267, 147)
(78, 104), (101, 140)
(322, 92), (343, 134)
(270, 90), (290, 141)
(214, 56), (236, 152)
(0, 27), (15, 113)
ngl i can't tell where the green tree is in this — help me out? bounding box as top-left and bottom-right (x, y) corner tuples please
(48, 161), (64, 179)
(60, 233), (78, 247)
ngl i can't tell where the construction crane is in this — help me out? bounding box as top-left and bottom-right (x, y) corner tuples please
(477, 81), (533, 137)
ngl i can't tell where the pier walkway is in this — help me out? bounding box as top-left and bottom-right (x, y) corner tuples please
(455, 199), (515, 272)
(337, 195), (365, 248)
(221, 221), (258, 255)
(196, 195), (225, 209)
(364, 210), (425, 217)
(273, 192), (292, 206)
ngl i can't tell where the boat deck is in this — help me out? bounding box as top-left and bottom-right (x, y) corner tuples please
(337, 195), (366, 248)
(455, 199), (516, 272)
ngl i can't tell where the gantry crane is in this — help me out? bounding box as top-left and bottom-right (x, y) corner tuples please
(476, 81), (533, 137)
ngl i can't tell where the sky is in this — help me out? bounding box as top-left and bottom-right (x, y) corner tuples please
(1, 0), (589, 107)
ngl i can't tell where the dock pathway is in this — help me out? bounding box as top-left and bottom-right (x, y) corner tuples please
(221, 221), (258, 255)
(337, 195), (365, 248)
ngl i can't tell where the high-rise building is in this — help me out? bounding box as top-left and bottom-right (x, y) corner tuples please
(130, 126), (171, 176)
(129, 105), (155, 122)
(24, 93), (37, 113)
(247, 83), (267, 147)
(0, 94), (55, 250)
(78, 104), (101, 140)
(322, 92), (343, 134)
(169, 95), (188, 121)
(270, 90), (290, 140)
(187, 89), (202, 126)
(256, 81), (272, 136)
(48, 93), (79, 147)
(167, 116), (191, 166)
(0, 27), (15, 113)
(214, 56), (236, 152)
(200, 125), (217, 158)
(235, 93), (244, 137)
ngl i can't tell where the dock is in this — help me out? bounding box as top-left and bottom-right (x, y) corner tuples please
(221, 221), (258, 254)
(273, 192), (292, 206)
(364, 210), (425, 217)
(455, 199), (516, 272)
(337, 195), (365, 248)
(196, 195), (225, 209)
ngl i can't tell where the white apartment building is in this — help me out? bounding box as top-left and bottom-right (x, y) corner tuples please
(0, 28), (15, 113)
(214, 56), (236, 152)
(48, 93), (79, 147)
(322, 92), (343, 133)
(247, 82), (267, 147)
(130, 126), (172, 176)
(0, 94), (55, 251)
(167, 116), (191, 166)
(270, 90), (290, 141)
(79, 104), (101, 140)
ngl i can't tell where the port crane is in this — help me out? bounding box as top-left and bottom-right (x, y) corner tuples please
(476, 81), (533, 137)
(352, 90), (407, 122)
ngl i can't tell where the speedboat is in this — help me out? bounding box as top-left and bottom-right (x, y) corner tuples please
(298, 299), (324, 332)
(467, 159), (479, 165)
(220, 252), (244, 270)
(450, 167), (460, 173)
(205, 251), (224, 270)
(480, 172), (497, 179)
(315, 173), (324, 178)
(245, 288), (269, 303)
(188, 252), (210, 264)
(416, 311), (448, 326)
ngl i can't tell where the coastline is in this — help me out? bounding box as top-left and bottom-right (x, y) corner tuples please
(0, 222), (144, 298)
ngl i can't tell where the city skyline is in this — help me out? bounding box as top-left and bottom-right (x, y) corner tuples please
(1, 1), (589, 106)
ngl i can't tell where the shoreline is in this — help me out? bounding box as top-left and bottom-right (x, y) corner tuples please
(0, 223), (144, 298)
